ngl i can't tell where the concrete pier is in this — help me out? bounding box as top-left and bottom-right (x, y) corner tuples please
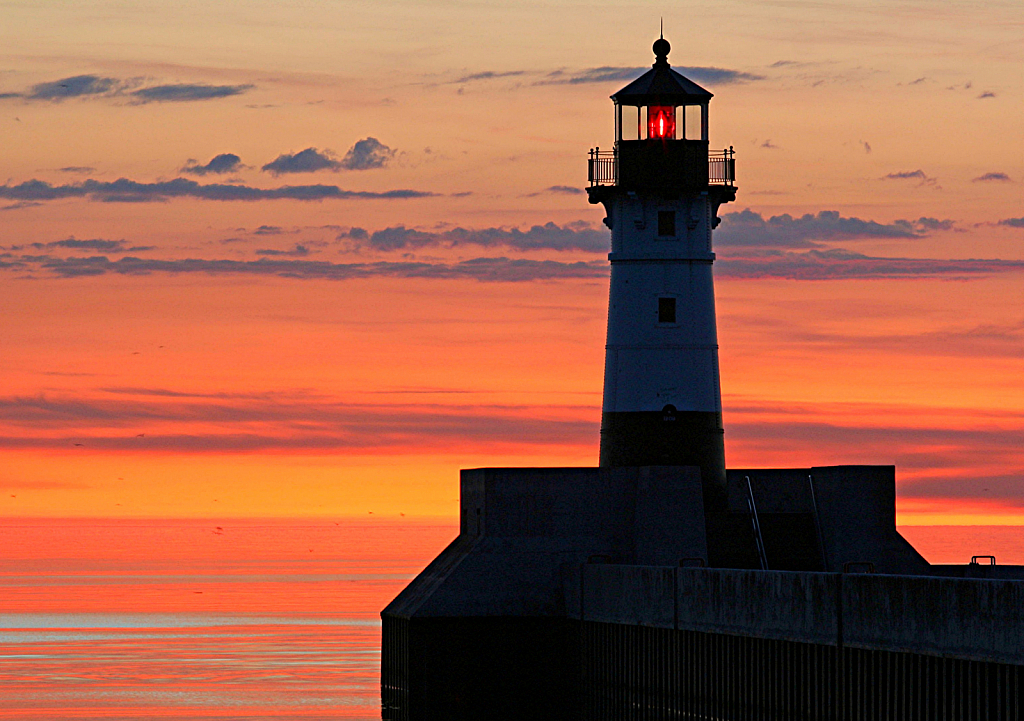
(381, 465), (1024, 719)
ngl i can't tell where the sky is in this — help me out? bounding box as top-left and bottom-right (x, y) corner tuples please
(0, 0), (1021, 523)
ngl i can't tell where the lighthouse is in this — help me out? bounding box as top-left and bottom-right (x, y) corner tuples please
(382, 37), (943, 721)
(588, 37), (736, 509)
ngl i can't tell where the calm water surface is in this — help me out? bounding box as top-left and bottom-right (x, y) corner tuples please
(0, 519), (456, 720)
(0, 519), (1019, 719)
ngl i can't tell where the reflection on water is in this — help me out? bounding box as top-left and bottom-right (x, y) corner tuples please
(0, 518), (456, 720)
(0, 519), (1019, 718)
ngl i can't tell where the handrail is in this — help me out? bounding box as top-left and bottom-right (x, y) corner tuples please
(746, 475), (768, 571)
(588, 145), (735, 187)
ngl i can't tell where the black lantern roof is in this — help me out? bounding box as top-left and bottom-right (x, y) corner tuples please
(611, 38), (713, 106)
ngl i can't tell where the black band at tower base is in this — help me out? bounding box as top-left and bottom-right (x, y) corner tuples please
(600, 409), (727, 510)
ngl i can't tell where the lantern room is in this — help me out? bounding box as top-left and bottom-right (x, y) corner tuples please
(613, 38), (709, 143)
(588, 37), (735, 194)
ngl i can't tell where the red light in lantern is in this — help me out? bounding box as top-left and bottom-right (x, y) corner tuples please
(647, 106), (676, 139)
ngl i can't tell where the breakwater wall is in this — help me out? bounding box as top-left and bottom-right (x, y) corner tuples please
(567, 565), (1024, 719)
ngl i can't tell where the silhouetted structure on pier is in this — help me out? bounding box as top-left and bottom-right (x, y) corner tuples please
(381, 38), (1024, 721)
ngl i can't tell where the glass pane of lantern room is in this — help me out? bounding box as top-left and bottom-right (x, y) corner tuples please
(621, 106), (639, 141)
(684, 105), (703, 140)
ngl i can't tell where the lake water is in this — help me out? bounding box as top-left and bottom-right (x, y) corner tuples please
(0, 519), (1020, 719)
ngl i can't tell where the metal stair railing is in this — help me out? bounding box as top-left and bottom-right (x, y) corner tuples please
(745, 475), (768, 570)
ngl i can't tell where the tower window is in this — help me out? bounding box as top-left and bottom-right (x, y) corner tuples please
(658, 297), (676, 324)
(658, 211), (676, 237)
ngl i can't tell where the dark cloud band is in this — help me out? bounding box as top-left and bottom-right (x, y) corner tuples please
(14, 254), (607, 282)
(131, 83), (252, 102)
(2, 248), (1022, 283)
(536, 66), (763, 86)
(351, 222), (608, 252)
(2, 75), (252, 103)
(0, 178), (435, 202)
(717, 209), (954, 249)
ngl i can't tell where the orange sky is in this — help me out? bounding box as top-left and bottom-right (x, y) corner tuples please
(0, 0), (1021, 523)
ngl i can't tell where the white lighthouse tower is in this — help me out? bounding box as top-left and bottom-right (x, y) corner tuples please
(588, 37), (737, 510)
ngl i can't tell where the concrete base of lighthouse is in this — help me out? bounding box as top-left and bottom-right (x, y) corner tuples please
(381, 463), (937, 720)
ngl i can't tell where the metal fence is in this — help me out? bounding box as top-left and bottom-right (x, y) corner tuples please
(582, 621), (1022, 720)
(709, 147), (736, 186)
(588, 146), (736, 187)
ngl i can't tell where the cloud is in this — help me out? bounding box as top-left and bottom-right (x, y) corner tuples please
(999, 218), (1024, 228)
(0, 392), (597, 453)
(25, 75), (118, 100)
(726, 415), (1024, 506)
(716, 248), (1024, 281)
(58, 166), (96, 174)
(884, 170), (929, 180)
(260, 138), (399, 175)
(545, 185), (584, 195)
(252, 225), (283, 235)
(760, 139), (780, 150)
(675, 66), (766, 84)
(882, 169), (938, 187)
(973, 172), (1012, 183)
(913, 217), (956, 231)
(0, 178), (436, 202)
(262, 148), (341, 175)
(537, 65), (763, 86)
(35, 238), (130, 252)
(977, 91), (996, 99)
(729, 316), (1024, 361)
(1, 237), (146, 252)
(5, 253), (606, 282)
(539, 67), (647, 85)
(4, 75), (253, 104)
(11, 246), (1021, 285)
(182, 153), (243, 176)
(860, 140), (871, 154)
(454, 70), (526, 84)
(352, 222), (608, 252)
(255, 244), (311, 257)
(715, 210), (948, 249)
(340, 137), (396, 170)
(130, 83), (252, 103)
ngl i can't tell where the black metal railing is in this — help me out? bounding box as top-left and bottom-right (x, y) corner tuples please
(709, 147), (736, 186)
(588, 146), (736, 187)
(588, 148), (617, 185)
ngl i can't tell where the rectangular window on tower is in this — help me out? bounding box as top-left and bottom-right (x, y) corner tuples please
(658, 297), (677, 324)
(658, 211), (676, 237)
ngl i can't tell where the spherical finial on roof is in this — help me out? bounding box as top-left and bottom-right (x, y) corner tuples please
(653, 38), (671, 62)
